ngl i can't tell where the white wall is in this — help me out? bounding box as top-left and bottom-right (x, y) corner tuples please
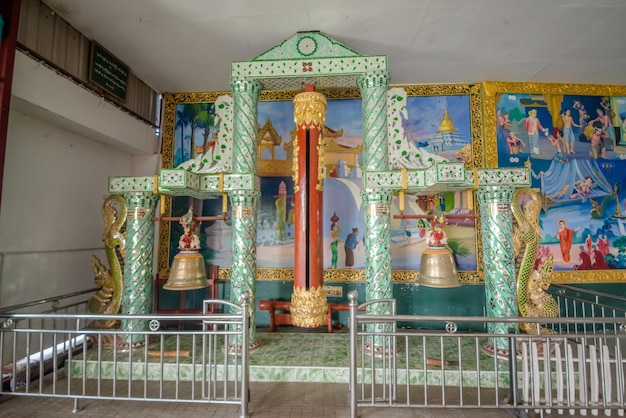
(0, 51), (160, 307)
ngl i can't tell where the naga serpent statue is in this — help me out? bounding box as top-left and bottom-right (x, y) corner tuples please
(512, 188), (559, 334)
(88, 194), (127, 328)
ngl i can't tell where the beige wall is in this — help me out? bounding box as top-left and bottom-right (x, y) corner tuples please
(0, 51), (160, 307)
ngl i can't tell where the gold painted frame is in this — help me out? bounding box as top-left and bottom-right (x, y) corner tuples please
(482, 81), (626, 284)
(158, 84), (485, 284)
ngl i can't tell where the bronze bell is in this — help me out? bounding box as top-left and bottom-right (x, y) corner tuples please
(164, 205), (209, 291)
(418, 246), (460, 288)
(163, 250), (209, 291)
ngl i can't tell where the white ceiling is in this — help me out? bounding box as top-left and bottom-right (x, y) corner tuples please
(43, 0), (626, 94)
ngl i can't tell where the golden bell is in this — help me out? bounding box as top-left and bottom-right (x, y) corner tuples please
(418, 246), (461, 288)
(163, 250), (209, 291)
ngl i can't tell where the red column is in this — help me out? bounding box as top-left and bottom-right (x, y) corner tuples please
(291, 85), (327, 327)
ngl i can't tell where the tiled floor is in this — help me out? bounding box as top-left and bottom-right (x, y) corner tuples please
(71, 328), (508, 385)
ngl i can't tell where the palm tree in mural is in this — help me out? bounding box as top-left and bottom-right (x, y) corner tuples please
(175, 107), (190, 164)
(179, 103), (206, 160)
(195, 103), (216, 153)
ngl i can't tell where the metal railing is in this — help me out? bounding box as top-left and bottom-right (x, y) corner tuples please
(549, 284), (626, 326)
(1, 294), (251, 418)
(0, 288), (97, 315)
(348, 290), (626, 418)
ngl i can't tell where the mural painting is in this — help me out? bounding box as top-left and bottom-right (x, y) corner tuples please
(496, 92), (626, 273)
(166, 90), (478, 273)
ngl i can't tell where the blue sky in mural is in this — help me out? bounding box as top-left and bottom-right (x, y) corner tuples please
(258, 99), (363, 160)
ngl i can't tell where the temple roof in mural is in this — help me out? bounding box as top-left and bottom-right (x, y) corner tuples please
(231, 31), (387, 90)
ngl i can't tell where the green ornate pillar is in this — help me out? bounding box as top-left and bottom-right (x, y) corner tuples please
(358, 71), (392, 351)
(357, 70), (390, 172)
(362, 190), (393, 351)
(231, 77), (261, 174)
(358, 70), (391, 300)
(229, 190), (260, 348)
(476, 185), (518, 351)
(230, 77), (261, 348)
(108, 177), (158, 347)
(363, 190), (393, 302)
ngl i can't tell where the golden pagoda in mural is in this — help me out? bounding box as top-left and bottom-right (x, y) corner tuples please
(428, 109), (466, 153)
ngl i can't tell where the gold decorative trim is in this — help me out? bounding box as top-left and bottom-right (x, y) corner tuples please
(292, 129), (299, 192)
(257, 160), (292, 177)
(293, 91), (327, 127)
(216, 268), (484, 284)
(291, 286), (328, 328)
(317, 135), (325, 192)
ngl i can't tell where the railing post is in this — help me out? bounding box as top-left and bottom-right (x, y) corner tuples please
(240, 291), (250, 418)
(348, 290), (358, 418)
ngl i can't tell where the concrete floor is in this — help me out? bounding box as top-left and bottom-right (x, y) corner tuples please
(0, 380), (541, 417)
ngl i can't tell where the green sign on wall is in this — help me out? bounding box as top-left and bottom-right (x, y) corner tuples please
(88, 42), (129, 102)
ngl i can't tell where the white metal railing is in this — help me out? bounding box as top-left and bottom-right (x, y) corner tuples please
(1, 293), (251, 418)
(348, 290), (626, 418)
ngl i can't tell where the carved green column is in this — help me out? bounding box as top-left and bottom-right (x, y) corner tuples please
(476, 185), (518, 350)
(358, 71), (392, 351)
(357, 70), (390, 172)
(363, 190), (393, 302)
(231, 77), (261, 174)
(230, 77), (261, 348)
(362, 190), (393, 350)
(108, 177), (158, 346)
(229, 190), (259, 348)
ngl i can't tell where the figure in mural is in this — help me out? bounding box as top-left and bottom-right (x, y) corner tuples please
(274, 195), (286, 241)
(560, 109), (580, 154)
(598, 234), (610, 256)
(588, 126), (606, 159)
(506, 131), (526, 154)
(498, 111), (511, 142)
(547, 130), (567, 163)
(575, 245), (592, 270)
(585, 233), (593, 256)
(286, 199), (295, 238)
(556, 218), (581, 264)
(329, 220), (342, 269)
(600, 96), (616, 123)
(573, 100), (589, 139)
(496, 108), (504, 127)
(524, 109), (548, 155)
(404, 221), (412, 244)
(570, 176), (595, 199)
(344, 227), (359, 269)
(589, 108), (615, 151)
(591, 244), (609, 269)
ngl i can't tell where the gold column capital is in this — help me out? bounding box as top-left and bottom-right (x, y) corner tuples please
(293, 91), (327, 128)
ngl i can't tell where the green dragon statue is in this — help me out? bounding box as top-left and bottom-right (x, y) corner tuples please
(88, 194), (127, 328)
(512, 188), (559, 334)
